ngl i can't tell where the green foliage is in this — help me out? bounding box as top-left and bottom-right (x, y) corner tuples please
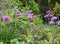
(10, 0), (39, 14)
(0, 21), (20, 43)
(0, 0), (60, 44)
(24, 1), (39, 14)
(10, 0), (23, 9)
(52, 2), (60, 17)
(0, 42), (3, 44)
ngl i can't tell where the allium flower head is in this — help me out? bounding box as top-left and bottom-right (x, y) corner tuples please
(26, 10), (32, 14)
(46, 10), (51, 14)
(44, 15), (49, 18)
(14, 6), (18, 11)
(51, 16), (57, 21)
(30, 22), (34, 26)
(27, 13), (33, 19)
(3, 16), (10, 21)
(49, 21), (54, 25)
(16, 13), (20, 16)
(57, 21), (60, 26)
(26, 11), (30, 15)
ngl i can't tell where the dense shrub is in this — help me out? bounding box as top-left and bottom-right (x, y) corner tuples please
(52, 2), (60, 19)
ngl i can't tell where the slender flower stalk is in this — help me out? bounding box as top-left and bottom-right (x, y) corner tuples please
(7, 0), (10, 15)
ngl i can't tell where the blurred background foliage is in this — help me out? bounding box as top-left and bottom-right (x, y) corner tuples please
(10, 0), (60, 20)
(1, 0), (60, 18)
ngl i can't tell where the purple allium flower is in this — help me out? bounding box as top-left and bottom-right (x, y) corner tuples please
(16, 13), (20, 16)
(26, 11), (30, 15)
(46, 10), (51, 14)
(51, 16), (57, 21)
(28, 15), (32, 19)
(27, 14), (33, 19)
(45, 10), (53, 18)
(44, 15), (49, 18)
(49, 21), (54, 25)
(14, 6), (18, 11)
(3, 16), (10, 21)
(30, 22), (34, 26)
(26, 10), (32, 14)
(57, 21), (60, 26)
(46, 13), (51, 15)
(16, 12), (21, 16)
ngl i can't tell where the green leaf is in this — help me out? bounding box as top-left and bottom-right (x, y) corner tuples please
(44, 40), (49, 44)
(0, 42), (3, 44)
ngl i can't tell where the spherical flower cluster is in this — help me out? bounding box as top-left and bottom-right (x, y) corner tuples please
(30, 22), (34, 26)
(57, 21), (60, 26)
(27, 13), (33, 19)
(16, 12), (24, 18)
(51, 16), (57, 21)
(44, 10), (59, 25)
(16, 13), (20, 16)
(44, 10), (51, 18)
(3, 16), (10, 21)
(46, 10), (51, 14)
(49, 21), (54, 25)
(14, 6), (18, 11)
(44, 14), (49, 18)
(26, 10), (33, 15)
